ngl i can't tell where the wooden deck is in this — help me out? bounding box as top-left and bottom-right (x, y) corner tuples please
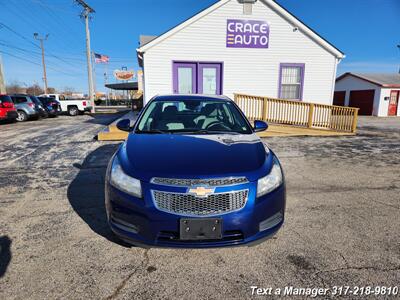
(98, 123), (354, 141)
(258, 124), (355, 137)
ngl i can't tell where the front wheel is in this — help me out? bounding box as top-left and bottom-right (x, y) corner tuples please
(68, 106), (79, 116)
(16, 110), (28, 122)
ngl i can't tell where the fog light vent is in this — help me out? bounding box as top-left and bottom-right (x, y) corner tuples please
(111, 216), (139, 234)
(259, 212), (283, 232)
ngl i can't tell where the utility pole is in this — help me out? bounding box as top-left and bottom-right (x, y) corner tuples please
(75, 0), (95, 113)
(34, 33), (49, 93)
(0, 54), (6, 94)
(0, 25), (5, 93)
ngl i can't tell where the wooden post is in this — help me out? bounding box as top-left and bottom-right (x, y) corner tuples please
(262, 97), (268, 121)
(308, 103), (314, 128)
(351, 108), (359, 133)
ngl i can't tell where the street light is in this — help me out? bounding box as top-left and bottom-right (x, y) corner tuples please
(33, 33), (49, 93)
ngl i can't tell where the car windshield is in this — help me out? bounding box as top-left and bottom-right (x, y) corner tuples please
(136, 99), (252, 134)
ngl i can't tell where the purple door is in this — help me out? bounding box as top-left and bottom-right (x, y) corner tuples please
(173, 62), (222, 95)
(173, 63), (197, 94)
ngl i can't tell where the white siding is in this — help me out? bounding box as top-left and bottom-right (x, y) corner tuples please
(142, 0), (338, 105)
(334, 76), (400, 116)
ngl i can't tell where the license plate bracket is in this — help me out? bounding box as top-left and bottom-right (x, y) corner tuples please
(180, 218), (222, 240)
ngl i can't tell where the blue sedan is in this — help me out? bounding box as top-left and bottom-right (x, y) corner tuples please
(105, 94), (285, 248)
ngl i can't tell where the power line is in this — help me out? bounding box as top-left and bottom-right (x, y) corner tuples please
(0, 50), (42, 66)
(10, 0), (85, 55)
(0, 42), (85, 71)
(0, 41), (88, 73)
(0, 22), (40, 49)
(0, 19), (85, 68)
(0, 41), (43, 56)
(3, 1), (86, 63)
(36, 0), (83, 38)
(0, 49), (83, 77)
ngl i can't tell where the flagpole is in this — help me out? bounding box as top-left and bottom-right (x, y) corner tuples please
(91, 51), (97, 99)
(105, 63), (109, 106)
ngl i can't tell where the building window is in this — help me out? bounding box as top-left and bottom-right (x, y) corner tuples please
(279, 63), (305, 100)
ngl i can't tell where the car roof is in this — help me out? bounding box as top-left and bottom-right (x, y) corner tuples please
(151, 94), (231, 102)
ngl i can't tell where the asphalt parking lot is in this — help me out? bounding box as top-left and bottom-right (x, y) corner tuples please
(0, 115), (399, 299)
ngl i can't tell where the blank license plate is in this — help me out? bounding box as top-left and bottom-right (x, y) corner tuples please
(180, 218), (222, 240)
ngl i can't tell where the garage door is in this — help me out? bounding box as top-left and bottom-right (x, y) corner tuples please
(349, 90), (375, 115)
(333, 91), (346, 106)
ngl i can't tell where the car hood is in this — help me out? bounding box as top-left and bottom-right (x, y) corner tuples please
(118, 133), (272, 182)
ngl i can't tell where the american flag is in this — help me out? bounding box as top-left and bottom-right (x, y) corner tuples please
(94, 53), (109, 63)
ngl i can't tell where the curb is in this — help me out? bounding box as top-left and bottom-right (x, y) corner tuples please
(97, 111), (138, 141)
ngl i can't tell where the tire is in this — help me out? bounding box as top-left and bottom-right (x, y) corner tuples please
(68, 106), (79, 116)
(16, 110), (28, 122)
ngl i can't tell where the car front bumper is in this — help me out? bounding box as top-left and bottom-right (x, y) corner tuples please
(105, 180), (285, 248)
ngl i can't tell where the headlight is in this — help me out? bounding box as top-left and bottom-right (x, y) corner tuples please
(257, 157), (283, 197)
(110, 156), (142, 198)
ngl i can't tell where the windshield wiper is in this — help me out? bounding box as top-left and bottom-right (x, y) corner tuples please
(136, 129), (244, 135)
(136, 129), (168, 134)
(168, 129), (242, 135)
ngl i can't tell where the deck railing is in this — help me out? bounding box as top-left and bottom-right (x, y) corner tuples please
(233, 93), (359, 133)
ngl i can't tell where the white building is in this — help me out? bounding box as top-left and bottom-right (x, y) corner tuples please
(335, 73), (400, 116)
(136, 0), (344, 104)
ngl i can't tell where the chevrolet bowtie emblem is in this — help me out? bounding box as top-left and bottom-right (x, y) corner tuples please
(188, 186), (215, 197)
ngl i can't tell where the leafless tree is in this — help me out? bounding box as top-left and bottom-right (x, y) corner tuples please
(26, 84), (44, 96)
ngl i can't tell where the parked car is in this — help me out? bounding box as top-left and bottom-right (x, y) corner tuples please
(105, 94), (286, 248)
(11, 94), (46, 122)
(29, 95), (48, 118)
(39, 94), (92, 116)
(38, 97), (61, 117)
(0, 95), (18, 122)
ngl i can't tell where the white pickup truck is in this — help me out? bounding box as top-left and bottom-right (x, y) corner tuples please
(39, 94), (93, 116)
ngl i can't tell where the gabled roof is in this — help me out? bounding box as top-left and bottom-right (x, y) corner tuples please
(136, 0), (345, 59)
(336, 72), (400, 88)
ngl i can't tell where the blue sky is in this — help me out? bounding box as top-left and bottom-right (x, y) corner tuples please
(0, 0), (399, 94)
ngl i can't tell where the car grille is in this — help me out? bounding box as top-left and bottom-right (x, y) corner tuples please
(151, 177), (248, 187)
(152, 190), (248, 216)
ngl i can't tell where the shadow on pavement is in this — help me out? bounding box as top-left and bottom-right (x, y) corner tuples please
(67, 144), (130, 247)
(84, 112), (129, 125)
(0, 235), (12, 278)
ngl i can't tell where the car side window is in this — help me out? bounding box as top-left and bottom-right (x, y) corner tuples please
(15, 96), (28, 104)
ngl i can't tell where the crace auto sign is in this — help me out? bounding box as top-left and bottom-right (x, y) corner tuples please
(226, 19), (270, 48)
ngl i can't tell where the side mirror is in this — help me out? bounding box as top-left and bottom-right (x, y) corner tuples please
(116, 119), (132, 132)
(254, 120), (268, 132)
